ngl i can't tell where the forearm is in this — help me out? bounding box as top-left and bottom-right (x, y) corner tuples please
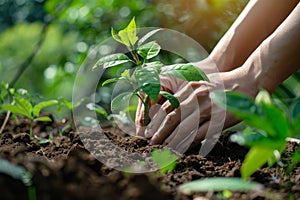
(210, 0), (299, 72)
(238, 2), (300, 93)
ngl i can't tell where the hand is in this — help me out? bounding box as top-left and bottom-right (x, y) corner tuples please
(144, 68), (259, 153)
(135, 58), (217, 136)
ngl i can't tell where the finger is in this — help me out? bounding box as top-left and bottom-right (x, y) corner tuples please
(135, 99), (145, 136)
(149, 108), (181, 143)
(144, 100), (174, 138)
(164, 111), (200, 153)
(146, 82), (197, 138)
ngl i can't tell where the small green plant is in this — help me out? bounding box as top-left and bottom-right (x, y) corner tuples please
(211, 89), (300, 178)
(92, 17), (209, 126)
(178, 177), (263, 195)
(2, 97), (58, 138)
(151, 149), (178, 174)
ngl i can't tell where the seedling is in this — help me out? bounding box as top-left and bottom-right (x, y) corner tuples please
(92, 17), (209, 127)
(211, 89), (300, 178)
(151, 149), (178, 174)
(2, 97), (58, 138)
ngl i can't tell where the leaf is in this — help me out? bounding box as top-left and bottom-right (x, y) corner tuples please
(161, 64), (209, 82)
(210, 91), (277, 137)
(260, 103), (289, 138)
(138, 28), (162, 46)
(2, 104), (30, 118)
(137, 41), (161, 59)
(112, 17), (138, 47)
(152, 149), (178, 174)
(111, 27), (123, 44)
(59, 97), (73, 110)
(35, 116), (52, 122)
(230, 131), (286, 149)
(255, 89), (273, 106)
(102, 77), (126, 86)
(32, 100), (58, 117)
(178, 177), (263, 195)
(141, 83), (161, 103)
(241, 146), (281, 178)
(93, 53), (131, 70)
(15, 97), (32, 118)
(160, 91), (179, 108)
(111, 92), (132, 111)
(291, 97), (300, 120)
(0, 158), (32, 186)
(86, 103), (108, 116)
(287, 146), (300, 173)
(134, 67), (160, 103)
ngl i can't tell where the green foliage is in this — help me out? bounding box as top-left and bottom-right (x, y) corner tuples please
(211, 89), (300, 178)
(178, 177), (263, 195)
(93, 17), (209, 126)
(151, 149), (178, 174)
(2, 97), (58, 138)
(0, 158), (32, 186)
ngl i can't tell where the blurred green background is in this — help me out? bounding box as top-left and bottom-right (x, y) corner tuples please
(1, 0), (299, 118)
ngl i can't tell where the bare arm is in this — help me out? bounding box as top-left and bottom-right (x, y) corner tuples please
(210, 0), (299, 72)
(237, 1), (300, 93)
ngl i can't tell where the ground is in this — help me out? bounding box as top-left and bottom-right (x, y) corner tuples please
(0, 114), (299, 200)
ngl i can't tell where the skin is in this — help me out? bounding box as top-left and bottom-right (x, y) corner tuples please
(135, 0), (300, 153)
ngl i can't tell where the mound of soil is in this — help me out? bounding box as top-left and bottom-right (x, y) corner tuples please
(0, 115), (299, 200)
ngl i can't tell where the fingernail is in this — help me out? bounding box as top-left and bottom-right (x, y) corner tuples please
(145, 129), (153, 138)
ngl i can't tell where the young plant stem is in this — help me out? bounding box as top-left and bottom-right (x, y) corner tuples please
(143, 95), (150, 126)
(0, 111), (11, 134)
(29, 122), (34, 139)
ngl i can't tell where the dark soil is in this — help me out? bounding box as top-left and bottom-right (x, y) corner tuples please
(0, 114), (299, 200)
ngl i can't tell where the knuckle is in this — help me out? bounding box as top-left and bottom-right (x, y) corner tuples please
(165, 112), (177, 125)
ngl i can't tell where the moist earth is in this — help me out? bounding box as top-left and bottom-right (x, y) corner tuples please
(0, 115), (299, 200)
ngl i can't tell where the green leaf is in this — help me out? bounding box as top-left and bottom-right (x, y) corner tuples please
(152, 149), (178, 174)
(111, 27), (123, 44)
(0, 158), (32, 186)
(32, 100), (58, 117)
(15, 97), (32, 118)
(287, 146), (300, 173)
(138, 28), (162, 46)
(2, 104), (31, 118)
(241, 146), (279, 178)
(35, 116), (52, 122)
(137, 41), (161, 59)
(86, 103), (108, 116)
(134, 67), (160, 103)
(161, 64), (209, 82)
(112, 17), (138, 47)
(210, 91), (277, 137)
(178, 177), (263, 195)
(255, 89), (273, 106)
(230, 131), (286, 149)
(291, 97), (300, 120)
(260, 103), (289, 138)
(141, 83), (161, 103)
(160, 91), (179, 108)
(102, 77), (126, 86)
(93, 53), (131, 70)
(111, 92), (132, 111)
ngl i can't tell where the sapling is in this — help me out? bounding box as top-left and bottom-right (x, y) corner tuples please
(92, 17), (209, 128)
(211, 89), (300, 178)
(2, 97), (58, 138)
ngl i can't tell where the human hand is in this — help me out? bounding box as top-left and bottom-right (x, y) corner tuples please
(144, 68), (259, 153)
(135, 58), (217, 136)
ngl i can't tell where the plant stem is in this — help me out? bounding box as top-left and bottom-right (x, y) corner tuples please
(0, 111), (10, 134)
(29, 122), (33, 139)
(143, 95), (150, 126)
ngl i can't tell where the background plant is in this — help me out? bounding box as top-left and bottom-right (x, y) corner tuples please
(2, 96), (58, 138)
(211, 89), (300, 178)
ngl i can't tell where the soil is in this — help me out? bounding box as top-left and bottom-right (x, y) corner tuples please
(0, 114), (299, 200)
